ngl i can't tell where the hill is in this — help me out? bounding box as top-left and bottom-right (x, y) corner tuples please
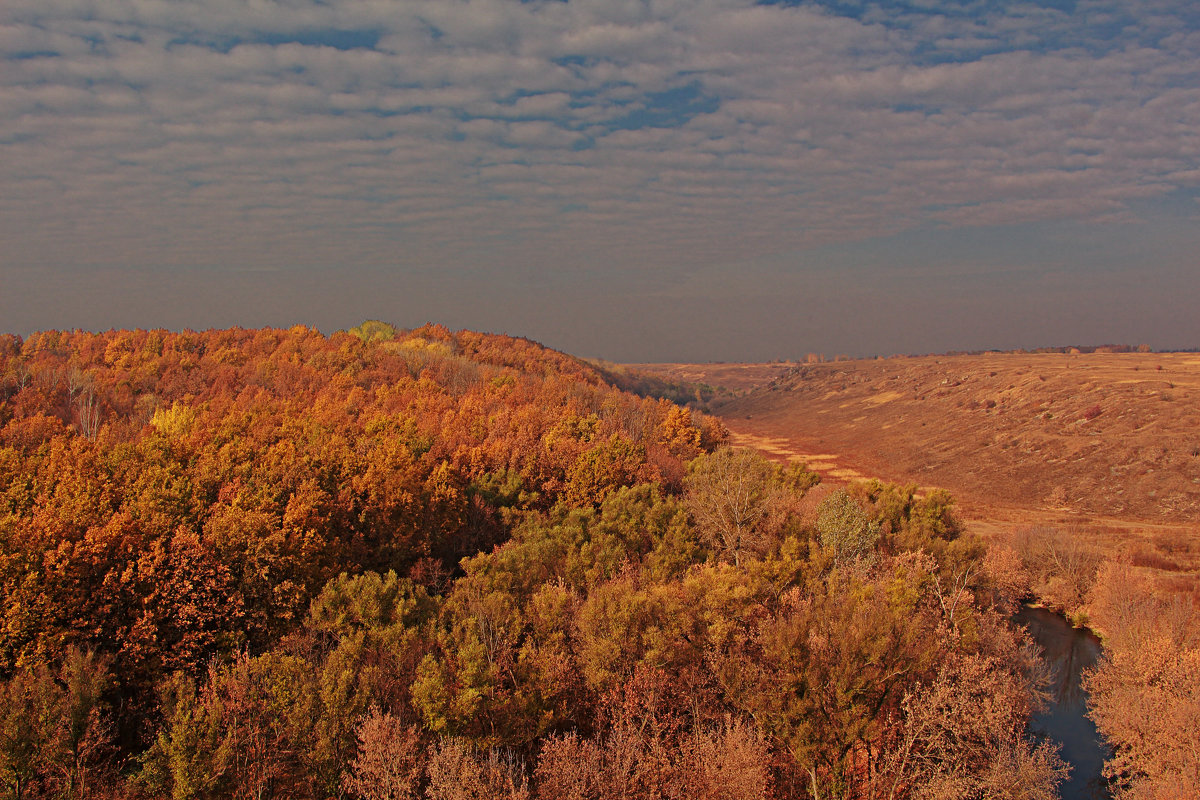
(638, 353), (1200, 522)
(0, 324), (719, 701)
(0, 326), (1073, 800)
(635, 352), (1200, 591)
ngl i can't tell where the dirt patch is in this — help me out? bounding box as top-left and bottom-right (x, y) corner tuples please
(727, 431), (867, 483)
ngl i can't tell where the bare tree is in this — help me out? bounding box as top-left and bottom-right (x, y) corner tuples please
(426, 739), (529, 800)
(684, 447), (779, 566)
(873, 654), (1067, 800)
(342, 708), (423, 800)
(75, 389), (101, 440)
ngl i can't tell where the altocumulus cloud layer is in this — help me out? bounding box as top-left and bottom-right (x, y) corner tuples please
(3, 0), (1200, 359)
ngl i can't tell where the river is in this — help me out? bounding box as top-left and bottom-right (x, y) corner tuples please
(1014, 605), (1110, 799)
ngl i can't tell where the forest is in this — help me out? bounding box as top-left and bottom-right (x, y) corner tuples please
(0, 324), (1193, 799)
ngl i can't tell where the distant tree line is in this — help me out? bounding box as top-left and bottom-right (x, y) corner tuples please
(585, 360), (726, 408)
(897, 344), (1156, 358)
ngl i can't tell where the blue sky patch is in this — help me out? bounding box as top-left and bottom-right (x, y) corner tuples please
(252, 29), (383, 50)
(163, 28), (382, 53)
(606, 82), (720, 132)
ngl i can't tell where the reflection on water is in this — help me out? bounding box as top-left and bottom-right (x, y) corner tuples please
(1014, 605), (1111, 800)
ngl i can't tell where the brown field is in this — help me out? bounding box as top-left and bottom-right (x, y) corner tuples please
(635, 353), (1200, 584)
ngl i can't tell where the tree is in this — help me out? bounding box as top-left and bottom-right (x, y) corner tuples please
(1086, 562), (1200, 798)
(0, 648), (113, 800)
(684, 448), (779, 566)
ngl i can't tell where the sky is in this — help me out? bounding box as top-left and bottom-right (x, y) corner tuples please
(3, 0), (1199, 362)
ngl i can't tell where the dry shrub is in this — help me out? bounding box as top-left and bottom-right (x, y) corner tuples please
(533, 718), (770, 800)
(1126, 542), (1184, 572)
(1087, 635), (1200, 798)
(1156, 573), (1200, 601)
(793, 482), (835, 529)
(982, 543), (1032, 612)
(1087, 564), (1200, 798)
(342, 709), (424, 800)
(345, 712), (530, 800)
(427, 740), (529, 800)
(1088, 561), (1159, 650)
(1151, 532), (1195, 556)
(534, 669), (768, 800)
(871, 651), (1067, 800)
(1008, 527), (1101, 614)
(533, 731), (634, 800)
(679, 717), (771, 800)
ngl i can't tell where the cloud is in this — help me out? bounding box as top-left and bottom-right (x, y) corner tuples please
(3, 0), (1200, 352)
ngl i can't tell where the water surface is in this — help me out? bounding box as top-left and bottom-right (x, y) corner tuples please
(1014, 605), (1110, 800)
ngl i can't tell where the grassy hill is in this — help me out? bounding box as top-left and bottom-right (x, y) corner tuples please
(637, 352), (1200, 523)
(634, 352), (1200, 599)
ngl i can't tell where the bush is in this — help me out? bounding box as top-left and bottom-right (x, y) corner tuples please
(816, 490), (877, 563)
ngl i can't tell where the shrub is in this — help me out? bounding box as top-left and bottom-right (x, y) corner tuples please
(816, 490), (877, 562)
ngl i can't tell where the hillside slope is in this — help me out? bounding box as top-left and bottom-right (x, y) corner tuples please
(641, 353), (1200, 528)
(0, 327), (1064, 800)
(0, 324), (719, 686)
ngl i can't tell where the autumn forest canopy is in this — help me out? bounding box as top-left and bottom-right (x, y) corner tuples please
(0, 325), (1194, 800)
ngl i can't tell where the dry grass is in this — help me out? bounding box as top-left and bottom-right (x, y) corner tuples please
(635, 352), (1200, 603)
